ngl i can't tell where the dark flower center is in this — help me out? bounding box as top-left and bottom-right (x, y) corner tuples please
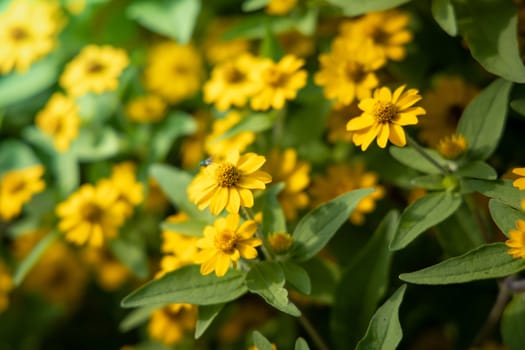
(215, 163), (241, 188)
(374, 101), (397, 123)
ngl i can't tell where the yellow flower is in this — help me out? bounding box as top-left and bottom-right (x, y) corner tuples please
(513, 167), (525, 190)
(204, 53), (260, 111)
(195, 213), (262, 277)
(83, 247), (131, 291)
(278, 31), (315, 58)
(35, 93), (80, 152)
(105, 162), (144, 216)
(326, 102), (361, 143)
(0, 165), (45, 221)
(250, 54), (307, 111)
(60, 45), (129, 97)
(203, 18), (251, 64)
(418, 76), (479, 147)
(188, 152), (272, 215)
(0, 261), (12, 312)
(205, 112), (256, 158)
(339, 10), (413, 61)
(56, 181), (129, 247)
(144, 178), (169, 214)
(263, 148), (310, 221)
(437, 134), (468, 160)
(506, 219), (525, 259)
(125, 95), (167, 123)
(310, 164), (385, 225)
(347, 85), (426, 151)
(0, 0), (64, 74)
(144, 41), (202, 104)
(266, 0), (298, 15)
(268, 232), (293, 254)
(315, 38), (385, 106)
(148, 304), (197, 345)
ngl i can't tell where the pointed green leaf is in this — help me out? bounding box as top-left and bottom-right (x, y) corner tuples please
(501, 294), (525, 350)
(290, 188), (375, 262)
(400, 243), (525, 285)
(252, 331), (274, 350)
(160, 220), (207, 238)
(121, 265), (248, 308)
(246, 262), (301, 316)
(119, 305), (160, 332)
(332, 211), (399, 349)
(457, 161), (497, 180)
(295, 338), (310, 350)
(389, 146), (447, 175)
(280, 261), (311, 295)
(457, 79), (512, 160)
(195, 303), (224, 339)
(489, 199), (525, 238)
(13, 231), (59, 286)
(390, 192), (462, 251)
(431, 0), (457, 36)
(262, 183), (287, 237)
(461, 179), (522, 210)
(355, 285), (407, 350)
(326, 0), (412, 16)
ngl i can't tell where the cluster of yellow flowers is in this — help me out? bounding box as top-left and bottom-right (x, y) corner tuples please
(506, 168), (525, 259)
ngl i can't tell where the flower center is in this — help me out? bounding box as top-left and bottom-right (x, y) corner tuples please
(83, 202), (104, 223)
(215, 163), (241, 188)
(373, 101), (397, 123)
(344, 61), (366, 83)
(215, 230), (237, 253)
(447, 104), (464, 123)
(8, 179), (26, 195)
(86, 61), (105, 74)
(371, 28), (389, 44)
(264, 67), (287, 87)
(224, 65), (246, 84)
(9, 26), (29, 42)
(174, 64), (190, 76)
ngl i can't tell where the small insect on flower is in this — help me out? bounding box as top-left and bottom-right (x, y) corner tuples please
(199, 157), (214, 167)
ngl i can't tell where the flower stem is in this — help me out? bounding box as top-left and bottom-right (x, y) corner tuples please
(406, 135), (450, 175)
(299, 313), (331, 350)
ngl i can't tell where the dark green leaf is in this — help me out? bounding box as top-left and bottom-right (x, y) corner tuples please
(489, 199), (525, 238)
(13, 231), (59, 286)
(252, 331), (274, 350)
(431, 0), (457, 36)
(389, 146), (447, 175)
(111, 237), (149, 279)
(325, 0), (412, 16)
(501, 294), (525, 350)
(457, 161), (497, 180)
(280, 261), (311, 295)
(400, 243), (525, 285)
(119, 305), (161, 332)
(195, 304), (224, 339)
(390, 192), (462, 251)
(300, 258), (340, 305)
(262, 183), (287, 237)
(121, 265), (248, 307)
(461, 179), (522, 210)
(160, 220), (207, 238)
(295, 338), (310, 350)
(355, 285), (406, 350)
(290, 188), (375, 262)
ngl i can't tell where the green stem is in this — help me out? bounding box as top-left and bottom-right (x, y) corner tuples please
(406, 135), (450, 175)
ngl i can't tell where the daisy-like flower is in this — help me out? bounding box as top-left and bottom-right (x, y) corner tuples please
(144, 42), (202, 104)
(347, 85), (426, 151)
(203, 19), (251, 64)
(35, 93), (80, 152)
(60, 45), (129, 97)
(0, 0), (64, 74)
(0, 165), (45, 221)
(315, 38), (386, 106)
(268, 232), (293, 254)
(326, 102), (361, 143)
(437, 134), (468, 160)
(103, 162), (143, 217)
(188, 152), (272, 215)
(56, 181), (129, 247)
(310, 163), (385, 225)
(204, 53), (260, 111)
(125, 95), (167, 123)
(506, 219), (525, 259)
(250, 54), (307, 111)
(266, 0), (298, 15)
(195, 213), (262, 277)
(205, 112), (255, 158)
(512, 167), (525, 190)
(148, 304), (197, 345)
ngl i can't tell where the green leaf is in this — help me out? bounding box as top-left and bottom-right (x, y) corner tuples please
(332, 211), (399, 349)
(246, 262), (301, 316)
(52, 151), (79, 198)
(295, 338), (310, 350)
(121, 265), (248, 308)
(260, 24), (284, 60)
(501, 294), (525, 350)
(126, 0), (201, 43)
(457, 79), (512, 160)
(280, 261), (311, 295)
(150, 111), (196, 162)
(489, 199), (525, 238)
(410, 175), (445, 190)
(290, 188), (375, 262)
(262, 183), (287, 237)
(0, 139), (40, 175)
(432, 0), (457, 36)
(510, 98), (525, 116)
(76, 92), (120, 124)
(71, 127), (121, 161)
(110, 237), (149, 279)
(389, 146), (447, 175)
(252, 331), (274, 350)
(461, 179), (522, 210)
(195, 303), (224, 339)
(325, 0), (412, 16)
(400, 243), (525, 285)
(300, 258), (340, 305)
(390, 192), (462, 251)
(456, 1), (525, 82)
(13, 231), (59, 286)
(242, 0), (269, 11)
(456, 161), (497, 180)
(119, 305), (160, 332)
(160, 220), (207, 238)
(355, 285), (406, 350)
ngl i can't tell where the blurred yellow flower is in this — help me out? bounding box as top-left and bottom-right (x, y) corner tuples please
(512, 167), (525, 190)
(188, 152), (272, 215)
(203, 18), (251, 64)
(506, 219), (525, 259)
(205, 112), (256, 158)
(125, 95), (167, 123)
(0, 165), (45, 221)
(195, 213), (262, 277)
(144, 178), (169, 214)
(35, 93), (80, 152)
(347, 85), (426, 151)
(266, 0), (298, 15)
(104, 162), (144, 217)
(60, 45), (129, 97)
(204, 53), (260, 111)
(310, 163), (385, 225)
(148, 304), (197, 345)
(315, 38), (385, 106)
(437, 134), (467, 160)
(268, 232), (293, 254)
(326, 102), (361, 143)
(0, 0), (64, 74)
(419, 76), (479, 147)
(144, 41), (202, 104)
(250, 55), (307, 111)
(56, 181), (129, 247)
(339, 10), (413, 61)
(263, 148), (310, 221)
(83, 248), (131, 291)
(278, 31), (315, 58)
(0, 261), (12, 312)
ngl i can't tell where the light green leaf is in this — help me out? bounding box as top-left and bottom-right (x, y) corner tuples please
(52, 151), (79, 198)
(489, 199), (525, 238)
(119, 305), (161, 332)
(252, 331), (274, 350)
(121, 265), (248, 307)
(456, 1), (525, 82)
(126, 0), (201, 43)
(76, 92), (120, 124)
(295, 338), (310, 350)
(110, 237), (149, 279)
(262, 183), (287, 237)
(280, 261), (311, 295)
(389, 146), (447, 175)
(242, 0), (269, 11)
(13, 231), (59, 286)
(431, 0), (457, 36)
(332, 211), (399, 349)
(355, 285), (407, 350)
(501, 294), (525, 350)
(457, 161), (497, 180)
(290, 188), (375, 262)
(70, 127), (121, 161)
(457, 79), (512, 160)
(410, 175), (445, 190)
(325, 0), (412, 16)
(246, 262), (301, 316)
(390, 192), (462, 251)
(0, 139), (40, 175)
(195, 304), (224, 339)
(150, 111), (196, 162)
(160, 220), (207, 238)
(400, 243), (525, 285)
(461, 179), (522, 210)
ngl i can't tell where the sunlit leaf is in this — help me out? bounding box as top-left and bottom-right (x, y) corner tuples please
(195, 304), (224, 339)
(431, 0), (457, 36)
